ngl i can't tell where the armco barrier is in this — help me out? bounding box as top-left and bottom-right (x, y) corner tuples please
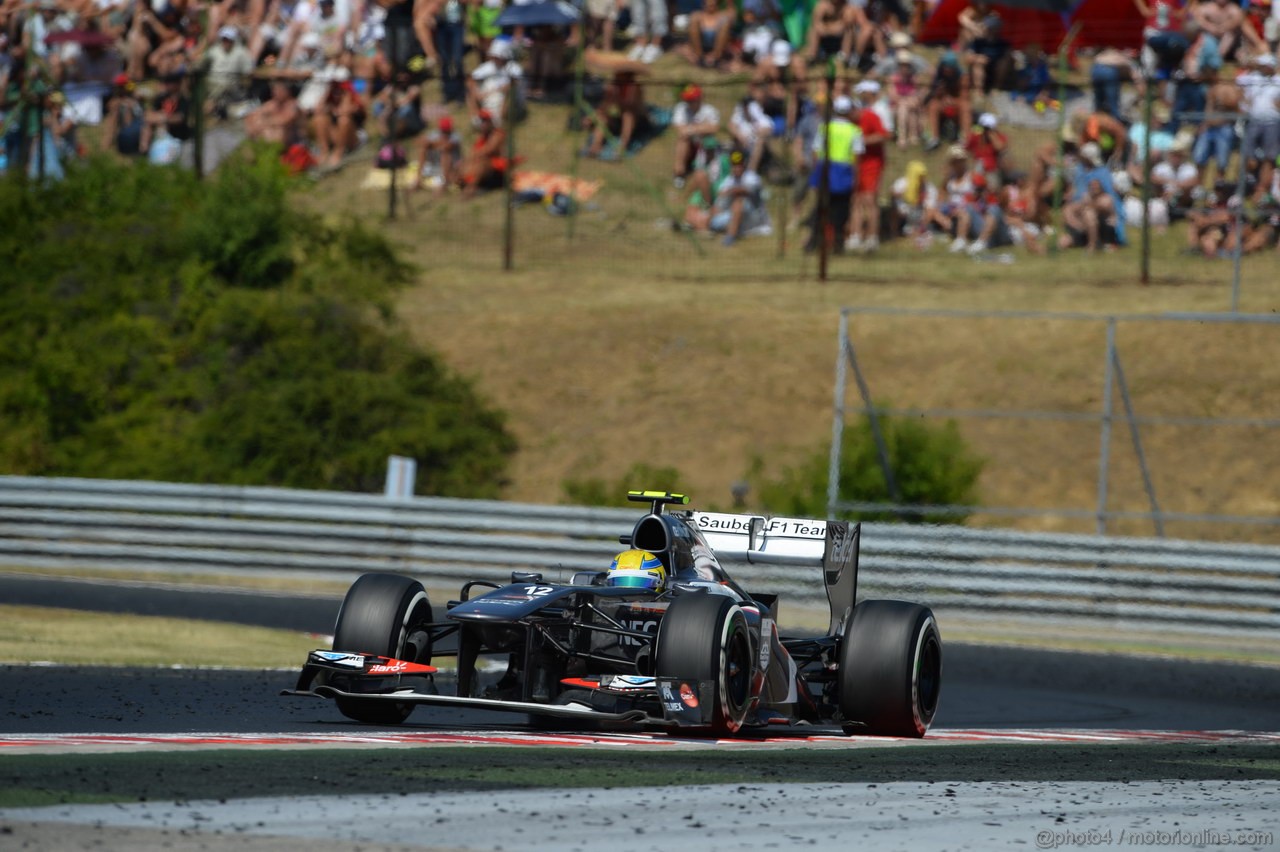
(1, 476), (1277, 636)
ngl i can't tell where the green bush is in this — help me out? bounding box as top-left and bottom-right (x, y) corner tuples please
(751, 409), (984, 523)
(0, 153), (515, 497)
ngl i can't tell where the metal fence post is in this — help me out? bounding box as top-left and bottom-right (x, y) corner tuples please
(827, 312), (849, 518)
(1111, 343), (1164, 537)
(192, 63), (207, 180)
(1095, 318), (1117, 535)
(1139, 76), (1153, 284)
(843, 324), (901, 508)
(1231, 116), (1249, 313)
(817, 63), (834, 282)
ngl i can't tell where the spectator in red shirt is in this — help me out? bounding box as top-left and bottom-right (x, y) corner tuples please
(847, 80), (888, 253)
(964, 112), (1008, 179)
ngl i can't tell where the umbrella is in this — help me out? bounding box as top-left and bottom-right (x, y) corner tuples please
(494, 0), (580, 28)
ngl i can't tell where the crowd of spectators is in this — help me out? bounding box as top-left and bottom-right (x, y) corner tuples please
(2, 0), (1279, 255)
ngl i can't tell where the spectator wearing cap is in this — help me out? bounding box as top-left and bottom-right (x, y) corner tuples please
(751, 40), (807, 145)
(311, 65), (365, 169)
(804, 94), (863, 253)
(23, 0), (63, 78)
(672, 83), (721, 188)
(282, 0), (350, 80)
(848, 80), (888, 253)
(206, 25), (254, 116)
(1059, 141), (1125, 252)
(1240, 52), (1280, 202)
(889, 159), (939, 243)
(888, 47), (922, 147)
(283, 31), (333, 115)
(413, 113), (462, 193)
(1152, 129), (1201, 214)
(459, 107), (508, 198)
(101, 71), (145, 156)
(729, 84), (776, 174)
(963, 111), (1008, 178)
(467, 38), (524, 126)
(710, 148), (770, 245)
(873, 31), (929, 77)
(939, 144), (977, 251)
(739, 5), (780, 68)
(681, 0), (735, 69)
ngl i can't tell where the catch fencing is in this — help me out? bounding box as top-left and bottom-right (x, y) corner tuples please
(828, 307), (1280, 544)
(1, 475), (1277, 638)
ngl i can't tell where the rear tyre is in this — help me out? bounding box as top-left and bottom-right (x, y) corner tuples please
(838, 600), (941, 738)
(654, 591), (753, 734)
(331, 572), (433, 725)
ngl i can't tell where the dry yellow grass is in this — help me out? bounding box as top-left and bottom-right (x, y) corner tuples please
(0, 605), (319, 667)
(297, 74), (1280, 543)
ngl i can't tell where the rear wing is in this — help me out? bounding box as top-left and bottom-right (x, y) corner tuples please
(688, 512), (861, 636)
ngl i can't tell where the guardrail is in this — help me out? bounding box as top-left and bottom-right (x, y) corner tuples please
(1, 476), (1277, 637)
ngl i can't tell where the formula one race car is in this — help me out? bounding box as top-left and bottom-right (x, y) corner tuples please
(285, 492), (942, 737)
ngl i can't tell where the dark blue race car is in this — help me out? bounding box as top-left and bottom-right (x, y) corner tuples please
(285, 491), (942, 737)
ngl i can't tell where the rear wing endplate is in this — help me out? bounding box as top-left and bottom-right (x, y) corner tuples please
(689, 512), (860, 636)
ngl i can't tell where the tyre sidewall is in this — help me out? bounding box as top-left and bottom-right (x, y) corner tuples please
(838, 599), (942, 737)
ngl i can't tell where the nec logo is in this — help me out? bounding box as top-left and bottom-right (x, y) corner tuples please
(621, 619), (658, 646)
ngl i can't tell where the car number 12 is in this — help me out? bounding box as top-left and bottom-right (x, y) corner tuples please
(523, 585), (555, 597)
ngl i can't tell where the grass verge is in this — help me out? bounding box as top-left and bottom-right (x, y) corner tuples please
(0, 606), (320, 669)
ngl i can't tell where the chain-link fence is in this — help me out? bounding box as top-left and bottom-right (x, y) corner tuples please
(827, 307), (1280, 544)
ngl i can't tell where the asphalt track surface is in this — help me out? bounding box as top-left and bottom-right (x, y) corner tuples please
(2, 573), (1279, 851)
(3, 572), (1280, 733)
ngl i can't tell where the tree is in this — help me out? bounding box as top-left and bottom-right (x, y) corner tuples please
(0, 152), (515, 496)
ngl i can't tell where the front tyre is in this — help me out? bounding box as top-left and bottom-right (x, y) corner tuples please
(331, 572), (433, 725)
(654, 591), (754, 735)
(838, 600), (942, 738)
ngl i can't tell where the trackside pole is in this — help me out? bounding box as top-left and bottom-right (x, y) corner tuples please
(843, 325), (901, 508)
(1096, 319), (1117, 535)
(817, 64), (834, 282)
(1110, 345), (1164, 537)
(504, 80), (515, 271)
(1230, 117), (1249, 311)
(827, 312), (849, 518)
(1140, 76), (1152, 283)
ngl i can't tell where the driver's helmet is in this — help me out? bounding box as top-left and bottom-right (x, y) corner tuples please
(605, 549), (667, 592)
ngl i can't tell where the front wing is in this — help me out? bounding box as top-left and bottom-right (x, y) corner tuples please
(283, 649), (725, 728)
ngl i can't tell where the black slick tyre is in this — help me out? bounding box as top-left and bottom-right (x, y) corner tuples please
(654, 591), (753, 734)
(838, 599), (942, 738)
(331, 572), (433, 725)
